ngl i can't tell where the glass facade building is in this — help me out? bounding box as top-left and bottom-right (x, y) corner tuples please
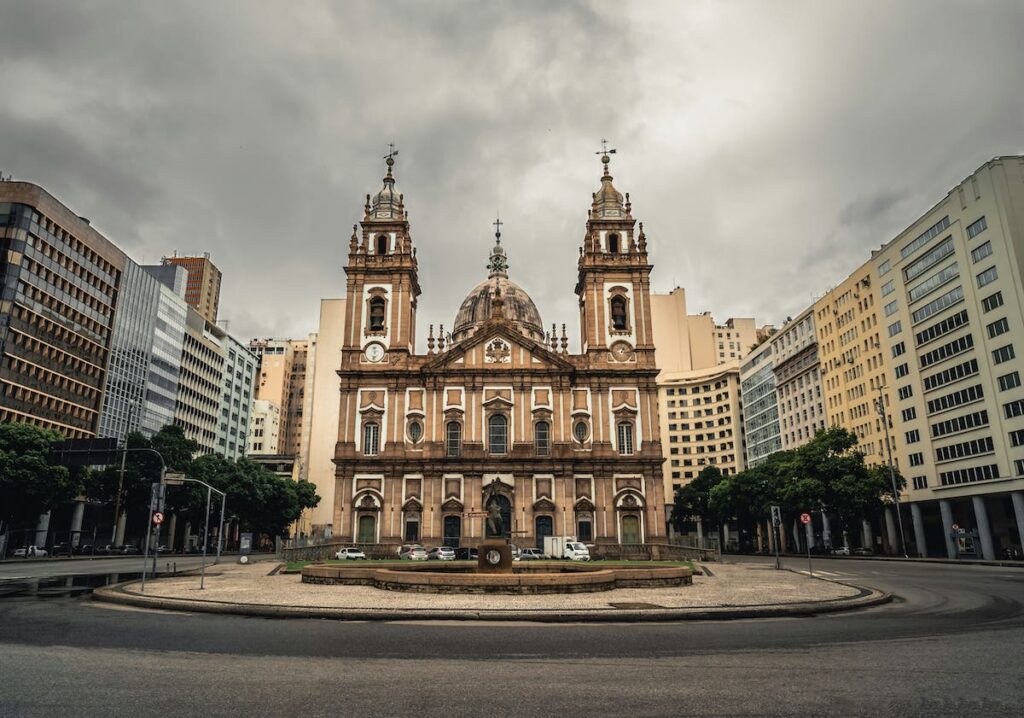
(217, 333), (256, 459)
(740, 342), (782, 467)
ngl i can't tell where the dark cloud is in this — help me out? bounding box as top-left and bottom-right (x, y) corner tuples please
(2, 0), (1023, 343)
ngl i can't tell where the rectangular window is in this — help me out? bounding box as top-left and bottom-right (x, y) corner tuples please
(879, 259), (892, 276)
(905, 429), (920, 444)
(895, 363), (910, 378)
(923, 358), (979, 392)
(901, 216), (950, 259)
(908, 262), (959, 303)
(915, 309), (969, 348)
(617, 422), (635, 456)
(1005, 399), (1024, 419)
(1009, 429), (1024, 448)
(927, 384), (984, 415)
(881, 280), (895, 297)
(966, 216), (987, 238)
(976, 266), (998, 288)
(909, 452), (924, 466)
(939, 463), (999, 486)
(970, 241), (992, 263)
(892, 341), (906, 358)
(898, 385), (913, 400)
(1016, 459), (1024, 477)
(904, 236), (955, 282)
(987, 318), (1009, 339)
(998, 372), (1021, 392)
(993, 345), (1015, 364)
(912, 286), (964, 324)
(902, 407), (917, 422)
(982, 291), (1004, 313)
(884, 300), (899, 317)
(935, 436), (994, 463)
(919, 334), (974, 369)
(888, 321), (903, 337)
(912, 476), (928, 490)
(931, 410), (989, 439)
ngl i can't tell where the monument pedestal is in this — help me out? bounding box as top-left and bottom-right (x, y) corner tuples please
(477, 539), (513, 573)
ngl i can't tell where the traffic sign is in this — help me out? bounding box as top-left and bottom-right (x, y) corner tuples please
(153, 511), (164, 525)
(800, 512), (812, 525)
(164, 472), (187, 485)
(770, 505), (782, 527)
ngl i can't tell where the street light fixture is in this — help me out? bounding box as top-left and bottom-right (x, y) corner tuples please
(162, 474), (227, 589)
(875, 384), (909, 558)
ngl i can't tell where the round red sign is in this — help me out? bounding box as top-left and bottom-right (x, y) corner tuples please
(152, 511), (164, 525)
(800, 512), (812, 525)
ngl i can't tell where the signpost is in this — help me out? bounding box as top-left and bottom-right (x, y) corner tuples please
(800, 512), (813, 575)
(770, 505), (782, 569)
(153, 512), (164, 525)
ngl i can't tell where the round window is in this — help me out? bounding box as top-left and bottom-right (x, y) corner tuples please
(408, 421), (423, 443)
(573, 421), (589, 443)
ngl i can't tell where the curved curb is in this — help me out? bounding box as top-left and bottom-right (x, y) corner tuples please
(91, 581), (891, 622)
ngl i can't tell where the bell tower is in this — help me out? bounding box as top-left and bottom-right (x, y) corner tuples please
(343, 147), (421, 364)
(575, 143), (654, 363)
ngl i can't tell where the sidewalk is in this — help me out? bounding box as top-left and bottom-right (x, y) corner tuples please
(761, 553), (1024, 569)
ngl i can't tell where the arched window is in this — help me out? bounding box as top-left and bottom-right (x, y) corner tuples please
(445, 421), (461, 457)
(488, 414), (508, 454)
(610, 296), (628, 331)
(573, 420), (589, 443)
(607, 233), (620, 253)
(363, 421), (380, 456)
(534, 421), (550, 456)
(617, 421), (634, 456)
(368, 297), (386, 332)
(375, 234), (388, 255)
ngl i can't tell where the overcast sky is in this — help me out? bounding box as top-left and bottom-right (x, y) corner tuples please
(3, 0), (1022, 346)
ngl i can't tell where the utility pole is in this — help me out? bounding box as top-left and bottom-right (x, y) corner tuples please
(876, 384), (909, 558)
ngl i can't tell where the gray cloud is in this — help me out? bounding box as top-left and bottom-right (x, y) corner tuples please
(2, 0), (1023, 344)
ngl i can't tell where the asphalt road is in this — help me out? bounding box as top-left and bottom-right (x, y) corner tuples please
(1, 556), (1022, 717)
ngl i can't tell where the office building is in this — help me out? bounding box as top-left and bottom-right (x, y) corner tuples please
(162, 252), (222, 324)
(740, 340), (781, 467)
(770, 307), (826, 450)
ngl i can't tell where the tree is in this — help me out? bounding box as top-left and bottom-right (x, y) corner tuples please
(670, 466), (725, 532)
(0, 423), (77, 528)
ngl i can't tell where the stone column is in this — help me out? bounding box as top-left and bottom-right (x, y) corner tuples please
(167, 513), (177, 552)
(1012, 492), (1024, 559)
(69, 501), (85, 547)
(971, 495), (996, 560)
(821, 511), (832, 549)
(884, 507), (898, 556)
(115, 513), (127, 546)
(696, 518), (704, 547)
(861, 519), (873, 551)
(939, 499), (956, 558)
(911, 503), (928, 558)
(722, 523), (730, 551)
(792, 520), (801, 553)
(34, 512), (51, 547)
(805, 520), (815, 551)
(755, 523), (764, 553)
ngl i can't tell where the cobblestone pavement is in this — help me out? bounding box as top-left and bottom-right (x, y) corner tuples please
(122, 561), (859, 611)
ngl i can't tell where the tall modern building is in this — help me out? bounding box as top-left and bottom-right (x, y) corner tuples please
(175, 308), (225, 453)
(162, 252), (222, 324)
(0, 182), (125, 438)
(138, 267), (189, 436)
(740, 340), (781, 467)
(770, 307), (826, 450)
(870, 155), (1024, 560)
(216, 333), (256, 459)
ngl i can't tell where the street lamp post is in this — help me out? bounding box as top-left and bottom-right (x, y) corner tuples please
(875, 385), (909, 558)
(162, 474), (226, 589)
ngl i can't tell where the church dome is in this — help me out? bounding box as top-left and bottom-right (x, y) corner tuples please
(451, 221), (545, 344)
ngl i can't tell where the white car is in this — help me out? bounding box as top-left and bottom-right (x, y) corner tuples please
(334, 547), (367, 560)
(565, 542), (591, 561)
(13, 546), (47, 557)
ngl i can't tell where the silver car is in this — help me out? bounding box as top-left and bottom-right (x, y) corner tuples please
(334, 547), (367, 560)
(399, 545), (428, 560)
(427, 546), (456, 561)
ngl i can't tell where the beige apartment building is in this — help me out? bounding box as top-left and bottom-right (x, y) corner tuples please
(248, 398), (281, 454)
(870, 155), (1024, 560)
(249, 337), (310, 458)
(162, 253), (222, 324)
(771, 307), (826, 449)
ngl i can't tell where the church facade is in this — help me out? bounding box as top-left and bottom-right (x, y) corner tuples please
(331, 150), (666, 550)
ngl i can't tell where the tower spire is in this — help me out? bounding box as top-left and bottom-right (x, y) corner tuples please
(487, 215), (508, 278)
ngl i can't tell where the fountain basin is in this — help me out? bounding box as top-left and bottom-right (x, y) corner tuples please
(301, 561), (692, 594)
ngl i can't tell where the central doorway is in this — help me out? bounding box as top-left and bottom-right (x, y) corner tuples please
(535, 515), (553, 550)
(443, 515), (461, 548)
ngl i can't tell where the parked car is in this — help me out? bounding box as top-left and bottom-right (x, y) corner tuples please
(851, 547), (873, 556)
(399, 545), (428, 560)
(13, 545), (48, 557)
(831, 546), (851, 556)
(95, 544), (117, 555)
(334, 547), (367, 560)
(77, 544), (95, 555)
(118, 545), (140, 555)
(454, 547), (478, 561)
(427, 546), (456, 561)
(51, 542), (74, 557)
(519, 548), (545, 560)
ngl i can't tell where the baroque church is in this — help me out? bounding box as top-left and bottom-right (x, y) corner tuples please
(332, 149), (665, 550)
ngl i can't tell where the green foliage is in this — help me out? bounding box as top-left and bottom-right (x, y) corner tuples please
(671, 427), (905, 539)
(0, 422), (77, 526)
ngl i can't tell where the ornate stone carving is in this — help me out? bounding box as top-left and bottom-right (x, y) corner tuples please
(484, 338), (511, 364)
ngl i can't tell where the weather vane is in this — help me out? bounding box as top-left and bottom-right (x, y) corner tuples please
(384, 143), (399, 166)
(596, 138), (617, 158)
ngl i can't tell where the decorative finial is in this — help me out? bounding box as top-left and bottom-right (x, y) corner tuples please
(427, 324), (435, 353)
(384, 143), (399, 175)
(596, 138), (616, 178)
(493, 214), (503, 243)
(487, 218), (509, 278)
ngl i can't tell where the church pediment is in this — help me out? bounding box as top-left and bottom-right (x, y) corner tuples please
(424, 323), (574, 373)
(532, 497), (557, 513)
(441, 497), (464, 512)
